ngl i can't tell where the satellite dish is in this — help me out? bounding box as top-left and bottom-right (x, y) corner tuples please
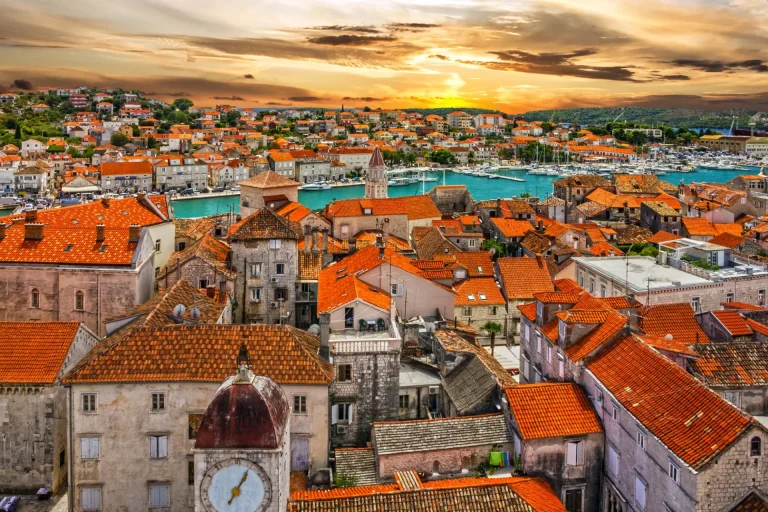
(308, 324), (320, 335)
(173, 304), (186, 317)
(189, 307), (201, 320)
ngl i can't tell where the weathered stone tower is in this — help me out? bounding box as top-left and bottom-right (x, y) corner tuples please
(364, 146), (388, 199)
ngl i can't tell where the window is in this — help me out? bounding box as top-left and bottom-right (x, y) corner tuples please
(151, 392), (166, 413)
(608, 445), (619, 476)
(75, 290), (84, 311)
(760, 289), (766, 305)
(276, 263), (285, 275)
(150, 435), (168, 459)
(589, 279), (595, 293)
(81, 437), (100, 460)
(391, 283), (404, 297)
(31, 288), (40, 308)
(82, 393), (97, 413)
(154, 239), (161, 252)
(490, 306), (497, 315)
(635, 476), (647, 510)
(726, 292), (734, 303)
(249, 288), (261, 302)
(469, 238), (476, 247)
(60, 449), (66, 468)
(751, 436), (762, 456)
(691, 296), (701, 313)
(558, 353), (565, 379)
(536, 332), (542, 353)
(293, 395), (307, 414)
(81, 487), (101, 511)
(301, 283), (311, 294)
(513, 434), (521, 458)
(564, 488), (583, 512)
(668, 461), (680, 484)
(399, 395), (409, 409)
(199, 279), (208, 289)
(333, 403), (353, 424)
(275, 288), (287, 301)
(188, 460), (195, 485)
(546, 344), (552, 362)
(188, 414), (203, 439)
(250, 263), (261, 277)
(269, 239), (282, 250)
(524, 324), (530, 344)
(149, 483), (170, 508)
(566, 441), (583, 466)
(338, 364), (352, 382)
(600, 284), (606, 298)
(462, 306), (471, 316)
(344, 307), (354, 328)
(611, 402), (619, 421)
(177, 241), (187, 251)
(636, 429), (647, 450)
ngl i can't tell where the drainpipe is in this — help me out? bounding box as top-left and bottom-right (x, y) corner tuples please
(67, 384), (74, 512)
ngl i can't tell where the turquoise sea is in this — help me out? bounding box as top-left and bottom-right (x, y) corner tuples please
(170, 167), (752, 219)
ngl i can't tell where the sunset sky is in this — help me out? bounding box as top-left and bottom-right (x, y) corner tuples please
(2, 0), (768, 113)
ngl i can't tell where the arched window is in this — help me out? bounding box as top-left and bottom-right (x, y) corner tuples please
(31, 289), (39, 308)
(432, 461), (440, 474)
(75, 291), (84, 311)
(751, 437), (762, 456)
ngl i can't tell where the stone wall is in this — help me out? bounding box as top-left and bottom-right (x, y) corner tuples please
(376, 443), (513, 481)
(427, 187), (474, 215)
(160, 257), (235, 299)
(240, 184), (298, 218)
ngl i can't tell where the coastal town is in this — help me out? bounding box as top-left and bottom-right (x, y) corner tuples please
(3, 86), (768, 512)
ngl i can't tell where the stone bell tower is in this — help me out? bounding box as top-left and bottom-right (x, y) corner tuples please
(193, 344), (291, 512)
(365, 146), (388, 199)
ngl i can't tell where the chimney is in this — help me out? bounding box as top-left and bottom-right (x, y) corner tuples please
(96, 224), (106, 242)
(303, 225), (311, 254)
(128, 224), (141, 243)
(322, 228), (329, 253)
(102, 197), (110, 207)
(0, 223), (6, 240)
(25, 209), (37, 223)
(318, 312), (330, 361)
(137, 192), (146, 201)
(12, 217), (24, 225)
(24, 223), (44, 241)
(206, 285), (216, 299)
(348, 238), (357, 254)
(496, 198), (502, 217)
(311, 229), (319, 254)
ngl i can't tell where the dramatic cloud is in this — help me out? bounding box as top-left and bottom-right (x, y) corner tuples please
(212, 95), (245, 101)
(342, 96), (389, 102)
(491, 48), (600, 66)
(670, 59), (768, 73)
(243, 74), (254, 79)
(310, 25), (380, 34)
(306, 34), (397, 46)
(429, 54), (450, 61)
(386, 22), (441, 32)
(287, 96), (324, 102)
(10, 79), (34, 90)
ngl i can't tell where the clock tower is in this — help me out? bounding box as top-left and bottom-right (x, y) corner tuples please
(194, 344), (291, 512)
(364, 146), (388, 199)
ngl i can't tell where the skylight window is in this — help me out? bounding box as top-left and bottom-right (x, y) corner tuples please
(71, 219), (79, 224)
(477, 266), (483, 273)
(467, 294), (475, 301)
(121, 210), (129, 216)
(99, 245), (108, 253)
(479, 293), (487, 300)
(64, 244), (74, 252)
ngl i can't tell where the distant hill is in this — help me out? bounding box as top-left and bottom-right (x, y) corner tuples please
(401, 107), (508, 117)
(521, 107), (760, 129)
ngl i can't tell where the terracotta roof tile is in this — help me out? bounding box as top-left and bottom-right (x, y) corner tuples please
(0, 322), (83, 384)
(229, 208), (302, 240)
(239, 170), (299, 189)
(452, 251), (494, 278)
(712, 310), (754, 337)
(723, 302), (767, 311)
(587, 335), (753, 470)
(708, 232), (746, 249)
(159, 234), (232, 279)
(552, 279), (581, 293)
(454, 278), (506, 306)
(713, 223), (744, 237)
(532, 291), (579, 304)
(491, 218), (534, 238)
(506, 383), (603, 440)
(8, 196), (167, 228)
(521, 232), (553, 255)
(276, 201), (313, 223)
(63, 324), (333, 385)
(692, 342), (768, 387)
(683, 217), (717, 236)
(101, 161), (152, 176)
(518, 302), (537, 321)
(498, 257), (554, 299)
(640, 303), (710, 344)
(588, 242), (623, 257)
(564, 310), (627, 361)
(637, 333), (698, 357)
(728, 491), (768, 512)
(174, 217), (215, 241)
(647, 230), (681, 244)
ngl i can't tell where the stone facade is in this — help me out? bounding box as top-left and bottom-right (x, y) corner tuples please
(427, 186), (474, 215)
(155, 158), (208, 192)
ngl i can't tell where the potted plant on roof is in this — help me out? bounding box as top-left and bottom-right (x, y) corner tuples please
(481, 321), (503, 356)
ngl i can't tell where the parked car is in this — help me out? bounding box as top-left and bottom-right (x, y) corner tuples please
(180, 188), (196, 196)
(212, 186), (225, 193)
(230, 185), (241, 191)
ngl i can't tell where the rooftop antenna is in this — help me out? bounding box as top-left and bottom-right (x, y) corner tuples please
(173, 303), (186, 317)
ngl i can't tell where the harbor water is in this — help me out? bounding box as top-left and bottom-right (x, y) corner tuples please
(170, 168), (750, 219)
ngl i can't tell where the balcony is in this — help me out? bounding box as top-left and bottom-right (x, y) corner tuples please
(328, 309), (402, 354)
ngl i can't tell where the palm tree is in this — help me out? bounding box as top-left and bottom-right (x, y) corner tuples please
(481, 321), (503, 356)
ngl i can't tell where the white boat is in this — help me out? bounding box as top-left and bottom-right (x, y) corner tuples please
(528, 169), (548, 175)
(302, 182), (332, 191)
(388, 177), (412, 186)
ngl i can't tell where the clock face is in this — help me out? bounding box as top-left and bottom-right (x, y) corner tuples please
(201, 459), (272, 512)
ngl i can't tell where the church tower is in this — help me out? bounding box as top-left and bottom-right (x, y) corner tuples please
(365, 146), (388, 199)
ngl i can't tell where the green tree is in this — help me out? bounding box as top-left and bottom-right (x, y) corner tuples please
(428, 148), (457, 165)
(172, 98), (194, 111)
(147, 136), (158, 149)
(481, 321), (503, 356)
(14, 124), (21, 140)
(132, 126), (140, 137)
(226, 110), (241, 126)
(111, 132), (130, 147)
(468, 150), (475, 164)
(540, 122), (555, 134)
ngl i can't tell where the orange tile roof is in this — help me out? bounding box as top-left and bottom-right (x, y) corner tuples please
(532, 291), (579, 304)
(518, 302), (537, 321)
(723, 302), (766, 311)
(452, 251), (495, 278)
(640, 303), (710, 344)
(588, 241), (623, 256)
(647, 230), (681, 244)
(588, 335), (753, 470)
(64, 324), (333, 385)
(564, 309), (627, 361)
(553, 278), (581, 293)
(229, 208), (302, 241)
(506, 383), (603, 440)
(683, 217), (717, 236)
(0, 322), (83, 384)
(239, 170), (299, 189)
(713, 223), (743, 237)
(637, 333), (698, 357)
(692, 342), (768, 387)
(599, 296), (641, 309)
(708, 232), (746, 249)
(491, 218), (534, 238)
(101, 161), (153, 176)
(712, 310), (753, 337)
(8, 196), (167, 228)
(454, 278), (506, 306)
(497, 257), (554, 299)
(556, 309), (610, 324)
(276, 201), (313, 223)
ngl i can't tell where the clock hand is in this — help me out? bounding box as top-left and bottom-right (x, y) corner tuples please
(228, 470), (250, 505)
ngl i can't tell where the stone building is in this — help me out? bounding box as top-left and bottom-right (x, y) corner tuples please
(64, 324), (333, 512)
(364, 146), (387, 199)
(0, 201), (162, 337)
(324, 195), (441, 241)
(238, 171), (300, 218)
(154, 155), (208, 192)
(640, 200), (682, 235)
(156, 234), (235, 298)
(452, 277), (506, 335)
(497, 256), (554, 341)
(229, 207), (302, 325)
(505, 383), (604, 512)
(0, 322), (98, 493)
(100, 161), (153, 193)
(427, 185), (474, 215)
(371, 414), (514, 481)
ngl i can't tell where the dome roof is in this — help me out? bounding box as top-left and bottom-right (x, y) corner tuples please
(195, 369), (289, 450)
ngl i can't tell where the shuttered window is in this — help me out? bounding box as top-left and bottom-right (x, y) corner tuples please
(566, 441), (583, 466)
(81, 487), (101, 510)
(149, 484), (170, 508)
(150, 435), (168, 459)
(81, 437), (99, 460)
(608, 445), (619, 476)
(635, 476), (647, 509)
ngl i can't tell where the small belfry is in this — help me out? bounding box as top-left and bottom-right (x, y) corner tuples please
(364, 146), (388, 199)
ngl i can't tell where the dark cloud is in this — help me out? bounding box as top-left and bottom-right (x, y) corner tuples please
(10, 79), (34, 90)
(306, 34), (397, 46)
(265, 102), (285, 106)
(243, 74), (254, 79)
(163, 91), (192, 98)
(212, 95), (245, 101)
(669, 59), (768, 73)
(342, 96), (389, 102)
(386, 22), (441, 32)
(310, 25), (380, 34)
(429, 54), (450, 61)
(459, 48), (640, 82)
(655, 74), (691, 81)
(622, 92), (768, 110)
(287, 96), (324, 102)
